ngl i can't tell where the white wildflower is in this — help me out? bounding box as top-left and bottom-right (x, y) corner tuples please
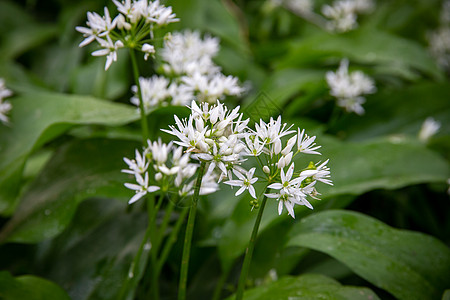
(92, 36), (124, 70)
(224, 168), (259, 198)
(326, 59), (376, 115)
(418, 117), (441, 142)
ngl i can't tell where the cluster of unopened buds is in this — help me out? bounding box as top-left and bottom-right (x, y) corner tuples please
(123, 100), (333, 218)
(326, 58), (376, 115)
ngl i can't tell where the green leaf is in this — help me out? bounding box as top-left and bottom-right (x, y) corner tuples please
(225, 274), (380, 300)
(0, 271), (71, 300)
(0, 138), (140, 244)
(37, 198), (147, 300)
(286, 210), (450, 300)
(278, 26), (443, 81)
(0, 90), (139, 215)
(318, 136), (450, 197)
(332, 82), (450, 141)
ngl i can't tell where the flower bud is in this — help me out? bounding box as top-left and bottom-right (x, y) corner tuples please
(263, 166), (270, 174)
(155, 173), (163, 181)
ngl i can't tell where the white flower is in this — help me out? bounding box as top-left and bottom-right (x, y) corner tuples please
(76, 7), (117, 47)
(147, 2), (179, 25)
(297, 129), (321, 155)
(267, 163), (304, 193)
(322, 1), (358, 32)
(124, 173), (160, 204)
(122, 149), (149, 175)
(92, 36), (124, 70)
(254, 116), (295, 153)
(160, 30), (220, 76)
(0, 79), (13, 125)
(224, 167), (258, 198)
(131, 75), (171, 110)
(0, 100), (12, 125)
(265, 189), (306, 218)
(305, 159), (333, 186)
(142, 43), (155, 60)
(418, 117), (441, 142)
(428, 27), (450, 69)
(321, 0), (374, 32)
(326, 59), (376, 115)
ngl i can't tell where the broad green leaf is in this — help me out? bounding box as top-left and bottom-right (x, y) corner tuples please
(0, 90), (139, 215)
(225, 274), (380, 300)
(218, 135), (449, 269)
(0, 271), (71, 300)
(277, 26), (443, 81)
(255, 68), (326, 109)
(332, 82), (450, 141)
(37, 198), (147, 300)
(287, 210), (450, 300)
(0, 138), (140, 244)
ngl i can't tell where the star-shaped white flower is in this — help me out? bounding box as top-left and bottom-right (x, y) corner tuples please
(124, 173), (160, 204)
(224, 167), (258, 198)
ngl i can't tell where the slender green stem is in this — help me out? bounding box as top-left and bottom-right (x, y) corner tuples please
(129, 48), (149, 143)
(178, 162), (206, 300)
(235, 193), (269, 300)
(155, 199), (176, 254)
(117, 195), (155, 300)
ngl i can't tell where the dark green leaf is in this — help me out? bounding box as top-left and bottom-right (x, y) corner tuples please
(0, 138), (140, 244)
(287, 210), (450, 300)
(0, 91), (139, 215)
(225, 273), (380, 300)
(278, 27), (443, 81)
(0, 271), (71, 300)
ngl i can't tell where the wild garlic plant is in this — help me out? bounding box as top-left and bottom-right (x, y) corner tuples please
(134, 99), (332, 300)
(326, 58), (376, 115)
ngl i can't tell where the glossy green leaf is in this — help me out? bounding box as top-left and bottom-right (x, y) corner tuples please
(0, 90), (139, 215)
(37, 198), (147, 300)
(287, 210), (450, 300)
(332, 82), (450, 141)
(218, 135), (449, 269)
(0, 271), (71, 300)
(225, 274), (380, 300)
(278, 26), (443, 81)
(0, 138), (140, 244)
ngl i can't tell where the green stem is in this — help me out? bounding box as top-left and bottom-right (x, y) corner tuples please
(155, 206), (189, 276)
(178, 162), (206, 300)
(235, 193), (269, 300)
(129, 48), (149, 143)
(116, 196), (155, 300)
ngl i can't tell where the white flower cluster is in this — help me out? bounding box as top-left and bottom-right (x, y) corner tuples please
(122, 138), (219, 204)
(131, 31), (244, 110)
(428, 1), (450, 70)
(418, 117), (441, 142)
(326, 59), (376, 115)
(157, 100), (332, 218)
(321, 0), (374, 32)
(76, 0), (179, 70)
(0, 79), (13, 125)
